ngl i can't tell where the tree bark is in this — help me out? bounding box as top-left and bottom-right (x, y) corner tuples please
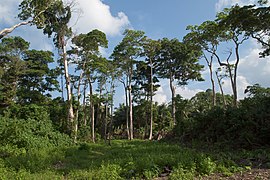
(83, 81), (87, 126)
(74, 70), (84, 143)
(204, 53), (216, 107)
(233, 41), (240, 107)
(61, 36), (74, 131)
(169, 75), (176, 126)
(215, 71), (226, 107)
(108, 82), (114, 146)
(88, 78), (95, 143)
(149, 58), (153, 140)
(0, 21), (31, 39)
(128, 82), (133, 140)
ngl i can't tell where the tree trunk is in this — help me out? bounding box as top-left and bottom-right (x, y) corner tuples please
(169, 75), (176, 126)
(209, 64), (216, 107)
(108, 83), (114, 146)
(104, 103), (108, 144)
(83, 81), (87, 126)
(128, 82), (133, 140)
(61, 36), (74, 132)
(149, 58), (153, 140)
(204, 53), (216, 107)
(233, 42), (240, 107)
(120, 79), (130, 140)
(74, 69), (84, 143)
(88, 78), (95, 143)
(125, 83), (130, 140)
(215, 71), (226, 107)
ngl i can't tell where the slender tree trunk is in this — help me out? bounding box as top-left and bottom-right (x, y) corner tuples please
(83, 82), (87, 126)
(128, 68), (134, 140)
(128, 82), (133, 140)
(125, 86), (130, 140)
(215, 71), (226, 107)
(149, 58), (153, 140)
(88, 78), (95, 143)
(214, 51), (235, 107)
(169, 75), (176, 126)
(61, 36), (74, 132)
(120, 79), (130, 140)
(209, 65), (216, 107)
(97, 86), (103, 136)
(108, 83), (114, 146)
(104, 103), (108, 144)
(204, 53), (216, 107)
(227, 63), (235, 106)
(74, 69), (84, 143)
(233, 42), (240, 107)
(61, 73), (64, 100)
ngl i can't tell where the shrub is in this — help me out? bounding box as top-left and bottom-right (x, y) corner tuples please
(0, 116), (71, 150)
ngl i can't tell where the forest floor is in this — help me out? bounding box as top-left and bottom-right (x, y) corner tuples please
(200, 169), (270, 179)
(0, 140), (269, 179)
(155, 168), (270, 179)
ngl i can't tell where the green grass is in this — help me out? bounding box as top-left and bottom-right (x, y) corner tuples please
(0, 140), (269, 179)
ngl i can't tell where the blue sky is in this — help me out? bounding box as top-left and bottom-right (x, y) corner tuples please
(1, 0), (270, 105)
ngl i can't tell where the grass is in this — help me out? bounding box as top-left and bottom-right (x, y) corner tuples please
(0, 140), (269, 179)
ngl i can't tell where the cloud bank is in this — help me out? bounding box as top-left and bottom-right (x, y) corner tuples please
(215, 0), (260, 11)
(72, 0), (130, 36)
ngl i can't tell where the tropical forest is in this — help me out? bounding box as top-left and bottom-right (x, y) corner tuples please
(0, 0), (270, 179)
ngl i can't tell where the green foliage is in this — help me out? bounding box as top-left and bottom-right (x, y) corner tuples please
(0, 105), (71, 150)
(0, 36), (29, 108)
(169, 165), (195, 180)
(217, 3), (270, 57)
(0, 140), (268, 179)
(171, 88), (270, 148)
(155, 38), (204, 85)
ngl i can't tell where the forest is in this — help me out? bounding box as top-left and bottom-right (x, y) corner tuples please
(0, 0), (270, 179)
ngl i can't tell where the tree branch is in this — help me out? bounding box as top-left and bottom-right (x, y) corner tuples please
(0, 21), (31, 39)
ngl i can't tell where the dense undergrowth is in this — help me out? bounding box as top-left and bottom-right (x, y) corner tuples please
(171, 95), (270, 149)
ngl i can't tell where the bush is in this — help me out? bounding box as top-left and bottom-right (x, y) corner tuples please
(0, 116), (71, 150)
(171, 96), (270, 149)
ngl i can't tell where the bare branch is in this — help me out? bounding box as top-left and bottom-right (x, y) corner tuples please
(0, 21), (31, 39)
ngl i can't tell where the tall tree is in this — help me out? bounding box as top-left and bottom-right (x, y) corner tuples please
(155, 38), (203, 125)
(18, 49), (59, 104)
(141, 39), (161, 140)
(41, 0), (74, 133)
(0, 36), (29, 108)
(111, 29), (146, 140)
(184, 21), (223, 107)
(216, 8), (250, 106)
(71, 29), (108, 142)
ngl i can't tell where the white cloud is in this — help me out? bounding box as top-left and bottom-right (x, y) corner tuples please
(238, 47), (270, 87)
(222, 75), (251, 99)
(72, 0), (130, 36)
(176, 87), (204, 99)
(153, 86), (168, 104)
(153, 79), (204, 104)
(215, 0), (257, 11)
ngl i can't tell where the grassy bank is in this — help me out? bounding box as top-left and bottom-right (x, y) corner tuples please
(0, 140), (269, 179)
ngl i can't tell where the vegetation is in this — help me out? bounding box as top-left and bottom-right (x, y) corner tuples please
(1, 139), (269, 179)
(0, 0), (270, 179)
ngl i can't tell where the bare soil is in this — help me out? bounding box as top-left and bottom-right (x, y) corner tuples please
(199, 169), (270, 180)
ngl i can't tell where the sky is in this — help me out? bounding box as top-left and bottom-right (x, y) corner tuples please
(1, 0), (270, 106)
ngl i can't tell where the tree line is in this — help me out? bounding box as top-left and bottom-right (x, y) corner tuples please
(0, 0), (270, 145)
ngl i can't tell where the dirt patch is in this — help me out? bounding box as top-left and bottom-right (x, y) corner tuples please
(198, 169), (270, 180)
